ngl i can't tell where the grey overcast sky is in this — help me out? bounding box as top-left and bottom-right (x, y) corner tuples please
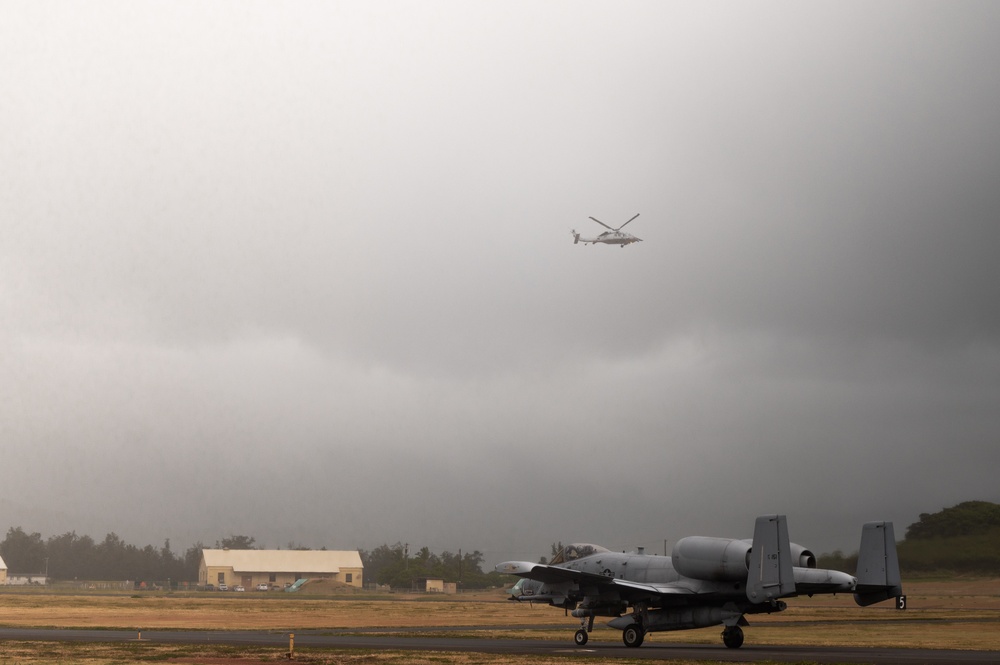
(3, 1), (999, 565)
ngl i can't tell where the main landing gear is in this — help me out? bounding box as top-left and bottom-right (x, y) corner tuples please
(622, 622), (645, 648)
(722, 625), (744, 649)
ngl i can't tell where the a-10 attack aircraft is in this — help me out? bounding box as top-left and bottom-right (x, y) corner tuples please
(496, 515), (903, 649)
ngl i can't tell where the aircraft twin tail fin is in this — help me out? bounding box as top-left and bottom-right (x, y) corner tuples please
(854, 521), (903, 607)
(746, 514), (795, 603)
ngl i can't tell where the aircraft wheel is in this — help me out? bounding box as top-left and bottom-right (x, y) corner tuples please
(722, 625), (744, 649)
(622, 623), (645, 648)
(574, 629), (588, 646)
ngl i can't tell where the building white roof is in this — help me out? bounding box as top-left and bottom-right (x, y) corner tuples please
(0, 554), (6, 570)
(201, 549), (362, 573)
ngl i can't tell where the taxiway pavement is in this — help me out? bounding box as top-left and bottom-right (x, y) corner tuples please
(1, 627), (999, 664)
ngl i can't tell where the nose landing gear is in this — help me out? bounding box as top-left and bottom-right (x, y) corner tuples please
(722, 625), (744, 649)
(574, 613), (594, 646)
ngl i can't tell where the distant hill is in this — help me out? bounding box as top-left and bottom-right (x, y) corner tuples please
(818, 501), (1000, 575)
(904, 500), (1000, 540)
(897, 501), (1000, 573)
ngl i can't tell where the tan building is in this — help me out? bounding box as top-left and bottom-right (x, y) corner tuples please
(199, 549), (363, 590)
(423, 578), (458, 594)
(0, 554), (6, 584)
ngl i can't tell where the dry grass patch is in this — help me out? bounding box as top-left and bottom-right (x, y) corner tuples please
(0, 592), (567, 631)
(0, 641), (705, 665)
(0, 578), (998, 661)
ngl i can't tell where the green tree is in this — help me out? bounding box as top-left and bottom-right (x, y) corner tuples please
(215, 535), (257, 549)
(1, 527), (206, 584)
(360, 543), (504, 589)
(360, 543), (406, 586)
(46, 531), (96, 580)
(95, 533), (129, 579)
(183, 543), (205, 582)
(816, 549), (856, 573)
(0, 527), (47, 573)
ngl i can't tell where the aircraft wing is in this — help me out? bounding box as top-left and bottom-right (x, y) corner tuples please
(609, 578), (699, 597)
(497, 561), (701, 602)
(496, 561), (616, 586)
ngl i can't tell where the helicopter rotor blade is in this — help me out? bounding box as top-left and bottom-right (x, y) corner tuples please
(588, 216), (616, 231)
(618, 213), (640, 230)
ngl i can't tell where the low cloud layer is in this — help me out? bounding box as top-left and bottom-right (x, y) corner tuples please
(3, 2), (999, 565)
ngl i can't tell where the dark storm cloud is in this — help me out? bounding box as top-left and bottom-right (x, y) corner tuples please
(2, 1), (999, 563)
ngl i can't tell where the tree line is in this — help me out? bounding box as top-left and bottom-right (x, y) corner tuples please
(0, 528), (507, 588)
(359, 542), (506, 589)
(0, 529), (281, 583)
(0, 527), (201, 583)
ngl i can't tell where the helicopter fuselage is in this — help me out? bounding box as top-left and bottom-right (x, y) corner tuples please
(573, 230), (642, 246)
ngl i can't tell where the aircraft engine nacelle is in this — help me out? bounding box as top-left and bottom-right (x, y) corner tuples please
(738, 538), (816, 568)
(672, 537), (750, 582)
(791, 543), (816, 568)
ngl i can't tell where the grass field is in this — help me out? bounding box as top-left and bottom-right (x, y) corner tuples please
(0, 578), (998, 663)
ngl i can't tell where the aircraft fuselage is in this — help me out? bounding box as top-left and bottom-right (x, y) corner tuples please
(510, 549), (854, 611)
(497, 517), (901, 649)
(576, 231), (641, 246)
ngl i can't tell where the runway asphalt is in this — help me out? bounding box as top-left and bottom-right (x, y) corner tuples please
(1, 627), (999, 664)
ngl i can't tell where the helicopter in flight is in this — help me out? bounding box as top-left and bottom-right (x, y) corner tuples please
(572, 214), (642, 248)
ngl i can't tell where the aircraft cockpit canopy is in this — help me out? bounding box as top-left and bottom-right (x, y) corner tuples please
(550, 543), (610, 565)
